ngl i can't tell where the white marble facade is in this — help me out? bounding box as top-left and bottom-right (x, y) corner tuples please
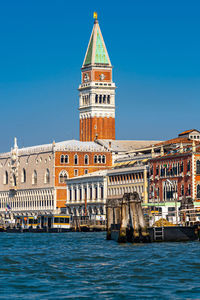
(0, 138), (56, 218)
(66, 170), (108, 218)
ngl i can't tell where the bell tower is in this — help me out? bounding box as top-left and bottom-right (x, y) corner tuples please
(79, 13), (116, 142)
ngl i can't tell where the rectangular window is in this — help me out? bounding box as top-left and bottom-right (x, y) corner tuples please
(69, 190), (72, 201)
(101, 186), (104, 199)
(90, 187), (92, 200)
(74, 169), (78, 176)
(95, 187), (98, 200)
(84, 169), (88, 175)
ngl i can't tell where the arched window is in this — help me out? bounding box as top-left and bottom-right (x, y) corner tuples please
(107, 95), (110, 104)
(188, 184), (191, 196)
(103, 95), (106, 103)
(99, 95), (102, 103)
(84, 155), (89, 165)
(59, 170), (68, 183)
(94, 155), (97, 164)
(197, 160), (200, 175)
(74, 154), (78, 165)
(98, 155), (102, 163)
(45, 169), (50, 184)
(197, 184), (200, 199)
(12, 174), (17, 187)
(60, 155), (64, 164)
(21, 169), (26, 183)
(32, 170), (37, 185)
(102, 155), (106, 164)
(181, 185), (184, 196)
(187, 160), (191, 172)
(4, 171), (8, 185)
(65, 155), (69, 164)
(95, 94), (98, 103)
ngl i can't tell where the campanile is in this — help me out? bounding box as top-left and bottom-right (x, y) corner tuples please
(79, 13), (116, 142)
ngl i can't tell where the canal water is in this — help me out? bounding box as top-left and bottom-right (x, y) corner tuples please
(0, 232), (200, 299)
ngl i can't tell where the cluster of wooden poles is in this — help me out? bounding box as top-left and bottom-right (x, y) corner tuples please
(106, 192), (150, 243)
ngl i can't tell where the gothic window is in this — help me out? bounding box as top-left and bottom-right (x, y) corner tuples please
(32, 170), (37, 185)
(65, 155), (69, 164)
(99, 95), (102, 103)
(102, 155), (106, 164)
(59, 170), (68, 183)
(196, 160), (200, 175)
(187, 160), (191, 172)
(60, 155), (64, 164)
(180, 162), (184, 173)
(197, 184), (200, 199)
(156, 166), (159, 176)
(181, 185), (184, 196)
(94, 155), (98, 164)
(4, 171), (8, 185)
(21, 168), (26, 183)
(103, 95), (106, 103)
(84, 155), (89, 165)
(74, 154), (78, 165)
(188, 184), (191, 196)
(107, 95), (110, 104)
(45, 169), (50, 184)
(98, 155), (102, 163)
(95, 95), (98, 103)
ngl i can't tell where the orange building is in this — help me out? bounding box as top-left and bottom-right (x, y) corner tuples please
(54, 140), (112, 209)
(79, 16), (116, 141)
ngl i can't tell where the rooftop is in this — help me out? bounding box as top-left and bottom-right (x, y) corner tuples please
(0, 139), (107, 158)
(96, 139), (162, 153)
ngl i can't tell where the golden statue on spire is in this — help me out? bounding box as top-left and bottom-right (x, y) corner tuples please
(93, 12), (98, 20)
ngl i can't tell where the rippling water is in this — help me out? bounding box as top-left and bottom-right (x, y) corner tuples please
(0, 232), (200, 299)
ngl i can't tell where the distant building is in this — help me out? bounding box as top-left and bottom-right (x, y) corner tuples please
(66, 170), (108, 218)
(66, 154), (150, 219)
(149, 136), (200, 223)
(0, 139), (112, 219)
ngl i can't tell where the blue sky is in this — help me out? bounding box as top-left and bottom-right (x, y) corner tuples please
(0, 0), (200, 152)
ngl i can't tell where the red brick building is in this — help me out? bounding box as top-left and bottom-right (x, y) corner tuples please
(149, 131), (200, 208)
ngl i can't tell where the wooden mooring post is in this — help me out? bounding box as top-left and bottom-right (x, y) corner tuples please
(107, 192), (150, 243)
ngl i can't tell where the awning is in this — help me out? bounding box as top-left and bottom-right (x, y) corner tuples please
(142, 158), (149, 163)
(127, 160), (136, 166)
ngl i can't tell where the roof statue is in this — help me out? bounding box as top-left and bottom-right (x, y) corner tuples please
(82, 13), (111, 67)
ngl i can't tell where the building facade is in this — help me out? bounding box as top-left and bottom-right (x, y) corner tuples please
(66, 170), (108, 218)
(65, 156), (150, 219)
(79, 16), (116, 141)
(0, 139), (112, 219)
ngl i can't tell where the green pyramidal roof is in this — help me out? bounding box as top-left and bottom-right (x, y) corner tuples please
(95, 29), (109, 64)
(83, 21), (111, 67)
(84, 34), (94, 65)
